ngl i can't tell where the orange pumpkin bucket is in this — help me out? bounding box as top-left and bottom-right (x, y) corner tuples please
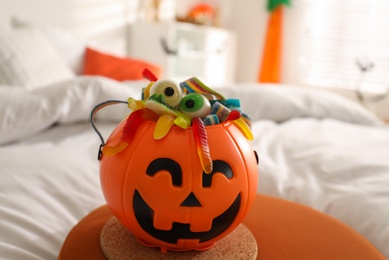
(91, 73), (258, 252)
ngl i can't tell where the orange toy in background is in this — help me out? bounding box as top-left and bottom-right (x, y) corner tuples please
(91, 72), (258, 252)
(176, 3), (216, 26)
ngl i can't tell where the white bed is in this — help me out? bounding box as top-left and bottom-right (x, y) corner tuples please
(1, 21), (389, 260)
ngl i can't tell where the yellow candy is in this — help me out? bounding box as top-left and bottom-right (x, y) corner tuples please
(143, 82), (154, 100)
(102, 141), (128, 156)
(173, 111), (191, 129)
(128, 98), (144, 111)
(154, 114), (175, 140)
(232, 118), (254, 141)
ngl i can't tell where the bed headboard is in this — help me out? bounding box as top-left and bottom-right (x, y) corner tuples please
(0, 0), (139, 54)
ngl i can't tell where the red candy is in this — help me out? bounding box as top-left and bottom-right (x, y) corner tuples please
(227, 110), (241, 121)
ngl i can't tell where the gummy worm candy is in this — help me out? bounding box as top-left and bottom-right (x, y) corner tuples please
(142, 68), (158, 82)
(192, 117), (213, 174)
(102, 108), (159, 155)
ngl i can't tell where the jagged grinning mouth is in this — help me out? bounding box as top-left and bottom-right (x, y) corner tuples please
(133, 190), (241, 244)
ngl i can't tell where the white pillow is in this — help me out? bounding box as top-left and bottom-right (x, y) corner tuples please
(218, 84), (382, 126)
(11, 17), (87, 75)
(0, 28), (75, 90)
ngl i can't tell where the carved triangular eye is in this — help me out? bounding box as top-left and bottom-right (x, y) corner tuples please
(180, 192), (202, 207)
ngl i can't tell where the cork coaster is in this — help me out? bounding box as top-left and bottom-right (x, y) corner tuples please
(100, 217), (257, 260)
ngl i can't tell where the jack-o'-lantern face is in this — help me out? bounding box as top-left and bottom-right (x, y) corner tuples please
(100, 120), (258, 252)
(133, 158), (241, 247)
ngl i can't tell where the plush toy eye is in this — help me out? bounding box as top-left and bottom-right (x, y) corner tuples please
(179, 93), (211, 119)
(149, 79), (183, 108)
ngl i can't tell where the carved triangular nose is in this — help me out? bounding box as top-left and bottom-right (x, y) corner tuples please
(180, 192), (202, 207)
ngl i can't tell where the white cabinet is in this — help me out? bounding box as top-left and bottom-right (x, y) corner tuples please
(127, 22), (236, 86)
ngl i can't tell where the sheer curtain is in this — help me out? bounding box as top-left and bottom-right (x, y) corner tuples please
(283, 0), (389, 94)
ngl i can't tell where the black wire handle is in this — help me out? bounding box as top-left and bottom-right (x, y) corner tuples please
(89, 100), (128, 160)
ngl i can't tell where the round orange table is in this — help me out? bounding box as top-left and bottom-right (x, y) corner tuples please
(58, 194), (385, 259)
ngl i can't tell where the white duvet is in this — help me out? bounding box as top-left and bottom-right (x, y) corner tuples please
(0, 77), (388, 259)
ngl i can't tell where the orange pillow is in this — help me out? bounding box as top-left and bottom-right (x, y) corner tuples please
(82, 47), (162, 81)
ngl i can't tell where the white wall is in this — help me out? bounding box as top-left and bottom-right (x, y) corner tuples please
(0, 0), (139, 54)
(0, 0), (268, 82)
(223, 1), (268, 82)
